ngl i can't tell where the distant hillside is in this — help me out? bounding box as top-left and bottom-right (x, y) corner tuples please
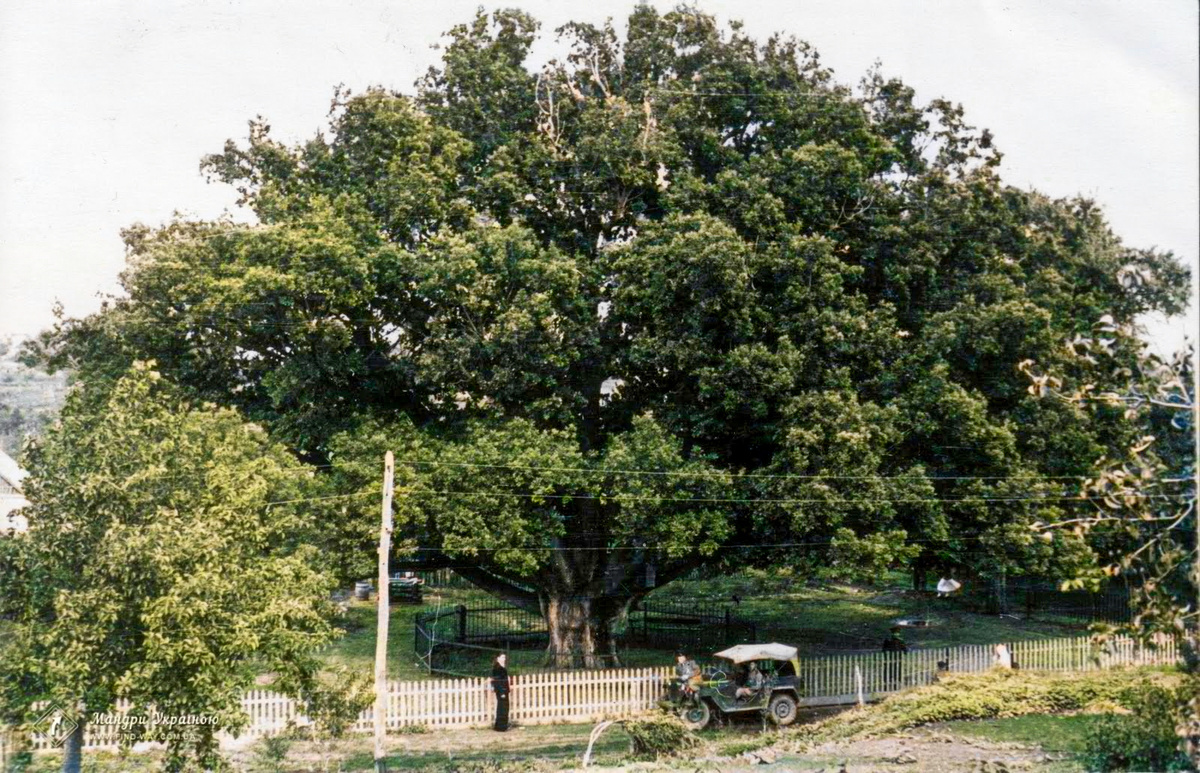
(0, 334), (66, 457)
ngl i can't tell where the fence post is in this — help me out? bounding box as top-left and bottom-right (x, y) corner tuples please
(855, 665), (864, 706)
(414, 615), (422, 662)
(457, 604), (468, 643)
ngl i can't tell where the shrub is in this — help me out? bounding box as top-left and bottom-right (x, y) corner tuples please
(793, 667), (1183, 747)
(445, 759), (554, 773)
(249, 734), (292, 773)
(397, 723), (430, 734)
(1081, 684), (1192, 772)
(623, 715), (700, 759)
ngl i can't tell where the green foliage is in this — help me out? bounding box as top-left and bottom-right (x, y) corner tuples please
(24, 5), (1190, 667)
(1082, 684), (1193, 772)
(717, 736), (779, 757)
(622, 715), (700, 759)
(297, 668), (373, 741)
(0, 364), (337, 770)
(796, 668), (1182, 745)
(293, 667), (373, 773)
(828, 528), (921, 585)
(1023, 334), (1196, 649)
(397, 723), (430, 734)
(249, 734), (292, 773)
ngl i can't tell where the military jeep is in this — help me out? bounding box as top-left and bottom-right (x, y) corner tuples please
(666, 643), (803, 729)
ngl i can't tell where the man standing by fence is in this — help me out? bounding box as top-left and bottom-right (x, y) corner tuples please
(881, 627), (907, 690)
(491, 653), (511, 731)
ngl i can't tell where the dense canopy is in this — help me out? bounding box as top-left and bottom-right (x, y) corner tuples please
(30, 7), (1190, 666)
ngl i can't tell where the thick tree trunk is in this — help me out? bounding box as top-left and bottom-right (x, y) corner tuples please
(912, 564), (928, 592)
(61, 721), (84, 773)
(543, 596), (623, 669)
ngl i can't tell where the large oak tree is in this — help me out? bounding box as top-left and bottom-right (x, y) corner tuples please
(30, 7), (1189, 667)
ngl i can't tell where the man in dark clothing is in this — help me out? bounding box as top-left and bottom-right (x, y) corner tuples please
(491, 653), (510, 731)
(881, 627), (907, 690)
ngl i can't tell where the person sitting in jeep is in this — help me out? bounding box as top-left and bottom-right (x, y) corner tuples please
(735, 662), (764, 701)
(675, 653), (701, 695)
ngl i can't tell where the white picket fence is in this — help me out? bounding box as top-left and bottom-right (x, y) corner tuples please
(237, 666), (672, 740)
(797, 633), (1180, 707)
(0, 633), (1182, 761)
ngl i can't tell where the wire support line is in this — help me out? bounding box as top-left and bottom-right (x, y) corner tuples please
(399, 532), (1127, 553)
(306, 457), (1189, 484)
(397, 489), (1191, 506)
(22, 453), (1192, 489)
(264, 491), (376, 506)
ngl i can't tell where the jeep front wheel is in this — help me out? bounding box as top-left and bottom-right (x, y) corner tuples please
(678, 701), (711, 730)
(767, 694), (797, 726)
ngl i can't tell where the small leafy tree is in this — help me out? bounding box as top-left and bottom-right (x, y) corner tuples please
(293, 668), (373, 773)
(1021, 330), (1195, 634)
(0, 363), (337, 772)
(1022, 326), (1197, 761)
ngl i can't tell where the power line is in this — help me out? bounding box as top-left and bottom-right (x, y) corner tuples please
(381, 458), (1145, 483)
(398, 489), (1189, 506)
(10, 450), (1193, 489)
(253, 485), (1189, 509)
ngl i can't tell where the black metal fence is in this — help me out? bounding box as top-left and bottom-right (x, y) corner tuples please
(1021, 585), (1131, 623)
(414, 600), (757, 674)
(625, 601), (757, 648)
(956, 579), (1131, 623)
(415, 569), (474, 589)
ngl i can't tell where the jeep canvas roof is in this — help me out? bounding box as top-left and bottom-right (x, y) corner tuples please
(713, 643), (798, 664)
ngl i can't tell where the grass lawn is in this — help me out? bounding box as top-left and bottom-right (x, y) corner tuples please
(945, 713), (1101, 754)
(319, 571), (1103, 681)
(19, 751), (163, 772)
(321, 592), (673, 680)
(319, 599), (432, 680)
(239, 722), (635, 772)
(646, 571), (1094, 650)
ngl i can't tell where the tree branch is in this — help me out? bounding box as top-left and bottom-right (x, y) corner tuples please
(421, 552), (541, 613)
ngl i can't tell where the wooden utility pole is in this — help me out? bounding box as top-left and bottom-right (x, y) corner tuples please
(1192, 338), (1199, 628)
(374, 451), (395, 773)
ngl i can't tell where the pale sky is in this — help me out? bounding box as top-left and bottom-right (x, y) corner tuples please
(1, 0), (1196, 355)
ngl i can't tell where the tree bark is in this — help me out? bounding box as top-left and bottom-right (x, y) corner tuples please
(542, 595), (626, 669)
(544, 595), (597, 669)
(60, 720), (84, 773)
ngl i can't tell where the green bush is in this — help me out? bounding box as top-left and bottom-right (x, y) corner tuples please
(1081, 684), (1192, 772)
(397, 722), (430, 734)
(622, 715), (700, 759)
(249, 734), (292, 773)
(445, 760), (546, 773)
(794, 667), (1183, 746)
